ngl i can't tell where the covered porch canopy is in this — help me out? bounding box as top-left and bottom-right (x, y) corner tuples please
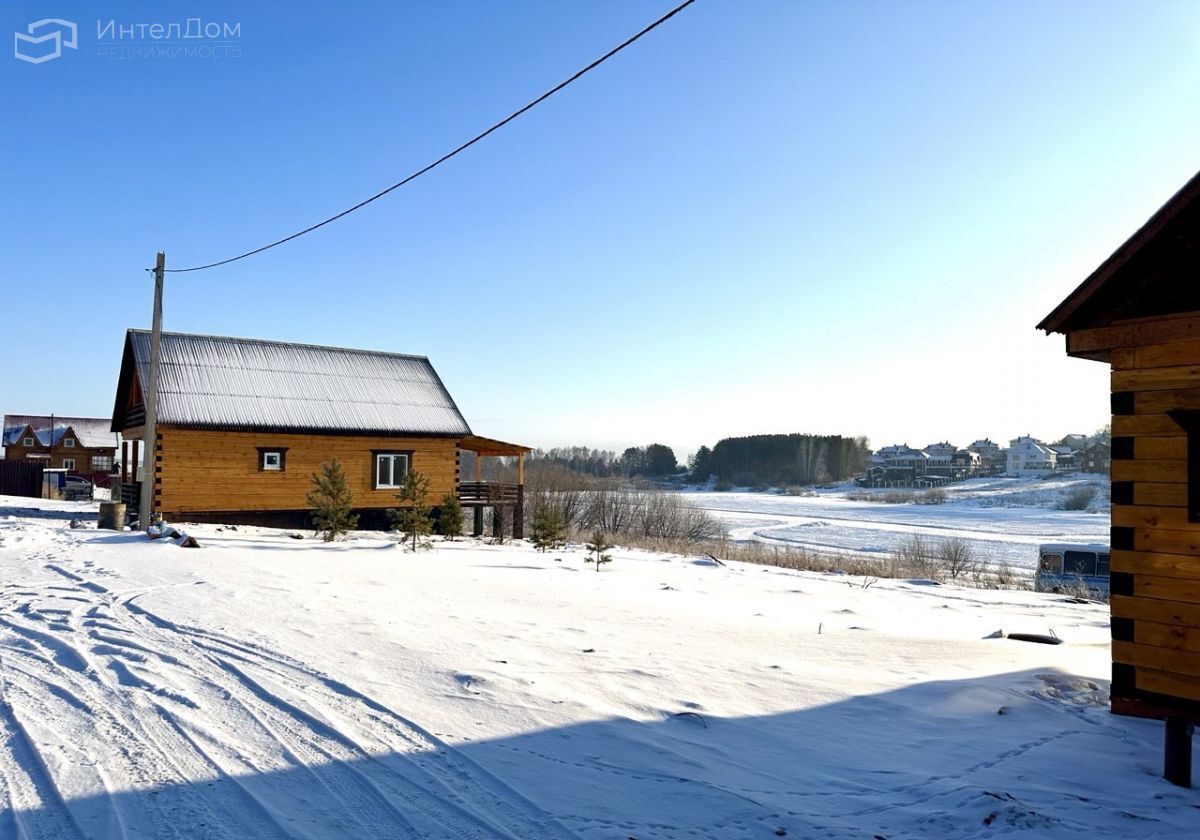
(457, 435), (532, 538)
(459, 434), (532, 457)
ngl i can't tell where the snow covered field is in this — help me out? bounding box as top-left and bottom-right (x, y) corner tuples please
(686, 477), (1111, 569)
(1, 495), (1196, 839)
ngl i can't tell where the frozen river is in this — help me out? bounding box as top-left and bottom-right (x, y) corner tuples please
(683, 477), (1111, 570)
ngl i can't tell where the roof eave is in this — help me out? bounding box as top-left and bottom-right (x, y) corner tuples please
(1039, 168), (1200, 334)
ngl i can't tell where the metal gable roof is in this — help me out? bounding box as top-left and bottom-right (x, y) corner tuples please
(125, 330), (472, 436)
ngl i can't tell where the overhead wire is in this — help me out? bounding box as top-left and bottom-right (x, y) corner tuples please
(161, 0), (697, 274)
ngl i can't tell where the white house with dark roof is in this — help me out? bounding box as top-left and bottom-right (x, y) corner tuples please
(1006, 436), (1057, 476)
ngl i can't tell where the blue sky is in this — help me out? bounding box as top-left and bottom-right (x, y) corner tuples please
(3, 1), (1199, 455)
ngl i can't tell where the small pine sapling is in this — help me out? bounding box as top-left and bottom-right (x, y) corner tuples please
(437, 492), (464, 540)
(389, 470), (434, 551)
(306, 458), (358, 542)
(531, 507), (566, 552)
(585, 529), (613, 572)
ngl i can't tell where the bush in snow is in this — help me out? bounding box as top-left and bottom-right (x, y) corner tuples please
(585, 530), (614, 572)
(936, 538), (977, 581)
(1059, 484), (1097, 510)
(388, 471), (434, 551)
(630, 491), (725, 542)
(522, 464), (591, 531)
(915, 488), (947, 505)
(306, 458), (359, 542)
(890, 534), (941, 580)
(436, 492), (464, 540)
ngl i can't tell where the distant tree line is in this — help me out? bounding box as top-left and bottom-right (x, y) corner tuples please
(689, 434), (870, 487)
(475, 443), (680, 481)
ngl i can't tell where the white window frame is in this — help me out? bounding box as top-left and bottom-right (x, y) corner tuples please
(374, 452), (410, 489)
(256, 446), (288, 472)
(91, 455), (113, 471)
(23, 436), (33, 447)
(64, 438), (74, 448)
(62, 458), (76, 471)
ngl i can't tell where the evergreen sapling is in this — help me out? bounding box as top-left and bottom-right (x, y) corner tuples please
(531, 506), (566, 552)
(306, 458), (358, 542)
(389, 470), (434, 551)
(437, 492), (464, 540)
(585, 529), (613, 572)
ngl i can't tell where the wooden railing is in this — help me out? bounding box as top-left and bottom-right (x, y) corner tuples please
(457, 482), (520, 506)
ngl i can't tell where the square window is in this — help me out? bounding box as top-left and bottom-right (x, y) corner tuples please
(62, 458), (75, 471)
(257, 447), (288, 472)
(23, 437), (33, 447)
(64, 438), (74, 448)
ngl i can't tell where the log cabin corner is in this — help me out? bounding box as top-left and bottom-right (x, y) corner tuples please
(1040, 168), (1200, 786)
(110, 330), (530, 536)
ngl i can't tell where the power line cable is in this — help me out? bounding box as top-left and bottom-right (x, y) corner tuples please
(162, 0), (696, 274)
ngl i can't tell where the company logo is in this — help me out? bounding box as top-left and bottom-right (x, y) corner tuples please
(14, 19), (77, 64)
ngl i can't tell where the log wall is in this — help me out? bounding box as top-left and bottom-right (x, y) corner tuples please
(155, 428), (458, 519)
(1108, 324), (1200, 719)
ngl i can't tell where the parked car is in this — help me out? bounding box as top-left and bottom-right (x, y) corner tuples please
(62, 475), (94, 501)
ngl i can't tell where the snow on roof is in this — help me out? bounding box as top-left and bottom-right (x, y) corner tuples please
(123, 330), (472, 436)
(1039, 542), (1110, 554)
(2, 415), (114, 448)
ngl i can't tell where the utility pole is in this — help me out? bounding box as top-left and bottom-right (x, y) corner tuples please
(140, 251), (165, 530)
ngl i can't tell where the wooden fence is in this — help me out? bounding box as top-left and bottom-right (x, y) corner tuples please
(0, 461), (44, 498)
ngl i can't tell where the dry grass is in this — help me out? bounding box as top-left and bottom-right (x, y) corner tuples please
(596, 531), (1031, 590)
(845, 488), (947, 505)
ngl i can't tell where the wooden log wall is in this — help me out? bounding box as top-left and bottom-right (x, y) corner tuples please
(1108, 328), (1200, 718)
(156, 428), (458, 516)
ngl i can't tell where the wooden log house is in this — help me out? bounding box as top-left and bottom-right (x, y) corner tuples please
(2, 414), (118, 481)
(110, 330), (530, 534)
(1040, 169), (1200, 785)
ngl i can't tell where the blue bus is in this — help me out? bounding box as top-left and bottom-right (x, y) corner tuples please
(1035, 543), (1110, 598)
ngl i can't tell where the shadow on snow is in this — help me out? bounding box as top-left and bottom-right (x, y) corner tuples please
(2, 669), (1198, 839)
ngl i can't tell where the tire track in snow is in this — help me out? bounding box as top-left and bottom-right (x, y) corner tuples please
(1, 526), (581, 838)
(116, 596), (579, 838)
(0, 686), (90, 840)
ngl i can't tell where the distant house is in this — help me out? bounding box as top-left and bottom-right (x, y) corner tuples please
(951, 448), (980, 473)
(1049, 444), (1078, 471)
(1060, 433), (1089, 451)
(2, 415), (117, 478)
(864, 444), (933, 486)
(966, 438), (1004, 471)
(1082, 441), (1111, 474)
(110, 330), (530, 533)
(922, 442), (956, 477)
(1006, 436), (1056, 476)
